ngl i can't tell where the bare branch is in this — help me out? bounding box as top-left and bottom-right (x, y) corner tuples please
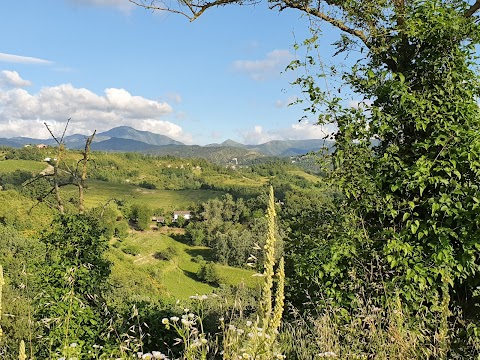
(60, 118), (71, 144)
(44, 123), (60, 145)
(78, 131), (96, 214)
(129, 0), (194, 20)
(27, 187), (56, 214)
(100, 198), (120, 217)
(129, 0), (257, 21)
(22, 173), (52, 188)
(280, 0), (369, 46)
(465, 0), (480, 17)
(130, 0), (371, 52)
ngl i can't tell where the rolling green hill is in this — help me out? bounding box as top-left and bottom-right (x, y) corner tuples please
(109, 230), (260, 301)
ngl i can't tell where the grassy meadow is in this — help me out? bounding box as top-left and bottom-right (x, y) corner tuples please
(60, 179), (226, 210)
(109, 229), (260, 301)
(0, 159), (46, 173)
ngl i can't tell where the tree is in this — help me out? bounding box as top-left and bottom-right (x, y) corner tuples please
(130, 203), (152, 231)
(130, 0), (480, 353)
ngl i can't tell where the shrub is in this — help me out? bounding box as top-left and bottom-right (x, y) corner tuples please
(196, 262), (221, 285)
(154, 245), (178, 261)
(121, 244), (140, 256)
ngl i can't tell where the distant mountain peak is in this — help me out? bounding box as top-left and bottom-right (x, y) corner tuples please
(221, 139), (246, 148)
(97, 126), (184, 146)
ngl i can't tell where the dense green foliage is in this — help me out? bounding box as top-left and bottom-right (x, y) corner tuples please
(281, 0), (480, 356)
(186, 193), (284, 268)
(35, 214), (112, 357)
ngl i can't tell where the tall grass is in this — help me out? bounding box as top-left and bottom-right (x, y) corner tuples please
(281, 288), (454, 360)
(0, 187), (469, 359)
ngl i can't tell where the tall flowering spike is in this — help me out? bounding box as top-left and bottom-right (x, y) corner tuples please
(261, 186), (276, 322)
(19, 340), (26, 360)
(0, 265), (4, 341)
(270, 257), (285, 334)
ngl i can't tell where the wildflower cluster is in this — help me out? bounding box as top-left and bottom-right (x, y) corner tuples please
(56, 341), (82, 360)
(317, 351), (338, 358)
(135, 350), (169, 359)
(220, 318), (285, 360)
(161, 299), (209, 360)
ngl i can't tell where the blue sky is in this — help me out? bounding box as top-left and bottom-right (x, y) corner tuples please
(0, 0), (345, 145)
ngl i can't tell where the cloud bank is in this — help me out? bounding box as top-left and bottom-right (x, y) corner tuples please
(233, 49), (293, 81)
(0, 73), (192, 143)
(241, 121), (337, 145)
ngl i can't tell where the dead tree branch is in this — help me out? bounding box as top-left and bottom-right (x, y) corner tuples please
(78, 131), (96, 214)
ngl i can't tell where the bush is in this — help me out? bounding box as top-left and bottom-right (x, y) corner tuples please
(196, 262), (221, 285)
(121, 244), (140, 256)
(114, 219), (129, 239)
(138, 181), (157, 189)
(154, 245), (178, 261)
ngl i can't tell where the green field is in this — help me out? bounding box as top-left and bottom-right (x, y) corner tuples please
(109, 230), (260, 301)
(0, 159), (46, 173)
(61, 179), (225, 210)
(288, 170), (323, 184)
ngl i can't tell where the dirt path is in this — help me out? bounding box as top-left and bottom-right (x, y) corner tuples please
(40, 164), (54, 176)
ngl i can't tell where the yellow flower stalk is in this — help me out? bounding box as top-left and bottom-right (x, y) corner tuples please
(270, 257), (285, 334)
(258, 187), (285, 359)
(19, 340), (26, 360)
(260, 186), (277, 322)
(0, 265), (4, 341)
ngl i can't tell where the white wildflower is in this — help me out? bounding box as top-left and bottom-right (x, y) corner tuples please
(317, 352), (338, 358)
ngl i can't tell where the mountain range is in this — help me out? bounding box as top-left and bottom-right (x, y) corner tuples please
(0, 126), (334, 163)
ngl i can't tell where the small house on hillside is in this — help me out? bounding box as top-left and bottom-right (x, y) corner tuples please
(173, 211), (191, 221)
(151, 216), (165, 224)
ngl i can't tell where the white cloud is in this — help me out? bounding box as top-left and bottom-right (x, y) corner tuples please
(233, 49), (293, 81)
(67, 0), (134, 12)
(0, 70), (32, 88)
(241, 121), (337, 145)
(0, 52), (53, 65)
(0, 77), (192, 143)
